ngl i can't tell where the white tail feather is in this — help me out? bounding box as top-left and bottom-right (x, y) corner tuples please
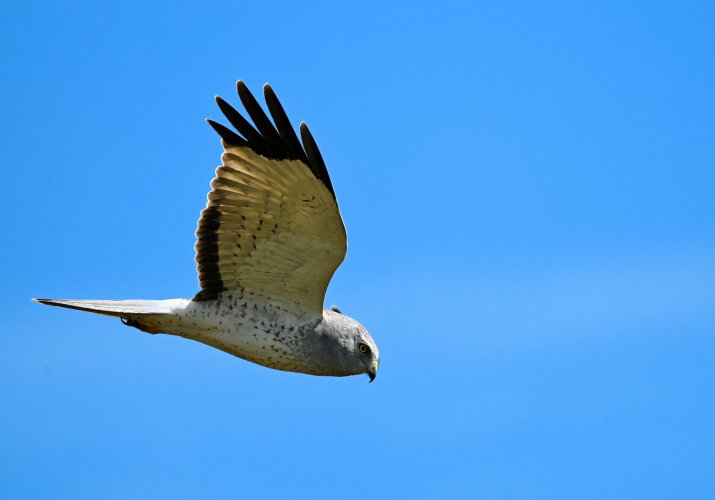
(32, 298), (182, 317)
(33, 298), (190, 334)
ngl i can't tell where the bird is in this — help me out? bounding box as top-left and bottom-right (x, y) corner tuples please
(34, 81), (379, 382)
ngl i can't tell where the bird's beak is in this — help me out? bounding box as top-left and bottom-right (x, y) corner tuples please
(367, 359), (378, 383)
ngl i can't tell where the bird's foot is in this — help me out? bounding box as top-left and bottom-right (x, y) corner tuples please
(121, 317), (160, 334)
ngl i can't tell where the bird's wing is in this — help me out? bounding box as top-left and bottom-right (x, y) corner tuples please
(194, 81), (347, 316)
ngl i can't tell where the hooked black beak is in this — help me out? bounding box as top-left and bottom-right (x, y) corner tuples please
(367, 358), (378, 383)
(358, 356), (378, 383)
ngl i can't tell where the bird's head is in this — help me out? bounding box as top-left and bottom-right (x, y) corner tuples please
(319, 307), (380, 382)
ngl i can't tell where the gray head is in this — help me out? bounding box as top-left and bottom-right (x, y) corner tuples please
(314, 307), (379, 382)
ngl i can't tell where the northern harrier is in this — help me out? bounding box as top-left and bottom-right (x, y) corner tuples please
(34, 81), (379, 382)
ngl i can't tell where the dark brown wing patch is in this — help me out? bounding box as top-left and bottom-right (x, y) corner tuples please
(195, 206), (224, 300)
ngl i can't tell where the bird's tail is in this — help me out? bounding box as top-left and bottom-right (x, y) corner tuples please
(33, 298), (187, 334)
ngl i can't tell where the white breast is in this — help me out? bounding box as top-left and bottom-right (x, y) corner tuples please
(161, 294), (320, 373)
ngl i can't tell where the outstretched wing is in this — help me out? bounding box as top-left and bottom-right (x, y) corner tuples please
(195, 81), (347, 316)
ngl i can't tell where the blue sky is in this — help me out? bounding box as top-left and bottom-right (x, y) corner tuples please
(2, 1), (714, 498)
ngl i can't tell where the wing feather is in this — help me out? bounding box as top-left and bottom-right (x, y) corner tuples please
(264, 84), (310, 164)
(194, 83), (346, 315)
(215, 96), (267, 153)
(206, 119), (246, 146)
(300, 122), (335, 197)
(236, 80), (287, 158)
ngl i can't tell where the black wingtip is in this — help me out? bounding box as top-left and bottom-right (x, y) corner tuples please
(214, 95), (227, 108)
(209, 81), (336, 198)
(215, 95), (266, 152)
(206, 119), (246, 146)
(299, 122), (335, 199)
(236, 80), (285, 157)
(263, 84), (309, 163)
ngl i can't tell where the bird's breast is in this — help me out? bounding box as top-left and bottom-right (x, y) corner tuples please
(166, 294), (327, 374)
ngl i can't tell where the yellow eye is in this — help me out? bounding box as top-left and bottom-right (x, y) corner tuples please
(359, 343), (369, 353)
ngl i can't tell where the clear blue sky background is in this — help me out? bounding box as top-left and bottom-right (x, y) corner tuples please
(2, 1), (714, 498)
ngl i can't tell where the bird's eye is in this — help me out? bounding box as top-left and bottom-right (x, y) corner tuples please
(358, 343), (369, 354)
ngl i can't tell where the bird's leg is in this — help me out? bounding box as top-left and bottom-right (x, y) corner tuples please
(121, 317), (160, 335)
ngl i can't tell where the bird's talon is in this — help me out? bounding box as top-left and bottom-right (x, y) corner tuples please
(120, 317), (159, 334)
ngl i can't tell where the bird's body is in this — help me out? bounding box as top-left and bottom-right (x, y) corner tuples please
(35, 81), (379, 381)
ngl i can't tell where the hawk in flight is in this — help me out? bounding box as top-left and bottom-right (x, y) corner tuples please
(34, 81), (379, 382)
